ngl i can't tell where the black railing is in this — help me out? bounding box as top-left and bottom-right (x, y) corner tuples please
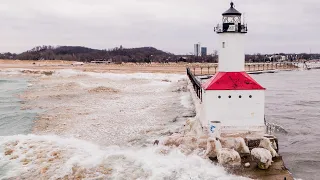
(190, 62), (299, 76)
(214, 23), (248, 33)
(187, 67), (202, 101)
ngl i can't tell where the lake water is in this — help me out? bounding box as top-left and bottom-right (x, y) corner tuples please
(254, 69), (320, 180)
(0, 69), (319, 179)
(0, 72), (247, 180)
(0, 78), (37, 136)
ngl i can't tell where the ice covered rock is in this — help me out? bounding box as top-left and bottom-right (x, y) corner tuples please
(217, 148), (241, 166)
(162, 133), (198, 152)
(259, 137), (278, 157)
(204, 137), (218, 158)
(197, 135), (209, 149)
(161, 133), (184, 147)
(251, 148), (273, 170)
(183, 119), (204, 137)
(215, 139), (241, 166)
(220, 137), (250, 154)
(181, 136), (198, 151)
(204, 137), (241, 166)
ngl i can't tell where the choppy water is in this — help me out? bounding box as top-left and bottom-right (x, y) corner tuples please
(0, 71), (248, 180)
(0, 78), (37, 136)
(254, 69), (320, 180)
(0, 69), (319, 180)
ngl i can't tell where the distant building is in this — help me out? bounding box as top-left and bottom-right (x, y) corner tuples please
(71, 62), (85, 66)
(201, 47), (207, 56)
(91, 59), (113, 64)
(177, 57), (188, 62)
(280, 55), (287, 61)
(267, 55), (287, 62)
(194, 44), (200, 56)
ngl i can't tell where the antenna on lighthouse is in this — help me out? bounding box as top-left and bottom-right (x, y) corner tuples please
(229, 1), (234, 9)
(230, 1), (235, 8)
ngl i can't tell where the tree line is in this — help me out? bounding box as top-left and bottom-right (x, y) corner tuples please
(0, 45), (217, 63)
(0, 45), (318, 63)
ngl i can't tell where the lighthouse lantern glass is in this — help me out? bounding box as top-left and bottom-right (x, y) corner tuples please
(215, 2), (248, 34)
(223, 15), (241, 24)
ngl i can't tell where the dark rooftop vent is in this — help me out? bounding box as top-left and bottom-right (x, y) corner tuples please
(222, 2), (242, 16)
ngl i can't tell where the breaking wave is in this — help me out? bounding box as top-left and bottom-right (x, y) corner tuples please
(0, 135), (249, 180)
(53, 69), (185, 82)
(0, 69), (252, 179)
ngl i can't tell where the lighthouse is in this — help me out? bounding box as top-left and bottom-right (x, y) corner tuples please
(201, 2), (266, 134)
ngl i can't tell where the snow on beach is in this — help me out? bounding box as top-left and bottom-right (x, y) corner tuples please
(0, 69), (250, 179)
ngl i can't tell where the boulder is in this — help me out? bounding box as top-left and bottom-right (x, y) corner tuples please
(251, 148), (273, 170)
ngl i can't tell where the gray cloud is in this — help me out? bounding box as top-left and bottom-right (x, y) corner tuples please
(0, 0), (319, 54)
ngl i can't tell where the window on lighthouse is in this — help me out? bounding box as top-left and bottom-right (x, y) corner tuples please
(222, 42), (226, 48)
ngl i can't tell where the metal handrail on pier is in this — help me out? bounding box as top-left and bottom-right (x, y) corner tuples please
(189, 62), (299, 76)
(186, 62), (299, 102)
(187, 67), (202, 101)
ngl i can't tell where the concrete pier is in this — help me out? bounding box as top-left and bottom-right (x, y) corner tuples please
(186, 69), (295, 180)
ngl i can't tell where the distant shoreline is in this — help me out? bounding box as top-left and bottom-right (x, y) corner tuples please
(0, 60), (300, 75)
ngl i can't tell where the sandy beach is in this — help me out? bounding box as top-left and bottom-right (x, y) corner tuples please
(0, 60), (192, 74)
(0, 60), (297, 75)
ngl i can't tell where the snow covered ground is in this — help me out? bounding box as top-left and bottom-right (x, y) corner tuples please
(0, 69), (250, 179)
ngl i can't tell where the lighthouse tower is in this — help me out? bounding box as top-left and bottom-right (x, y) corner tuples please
(201, 2), (266, 133)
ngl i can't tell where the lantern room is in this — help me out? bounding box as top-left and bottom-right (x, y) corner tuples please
(215, 2), (248, 33)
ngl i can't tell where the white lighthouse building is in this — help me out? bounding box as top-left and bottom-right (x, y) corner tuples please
(201, 2), (266, 133)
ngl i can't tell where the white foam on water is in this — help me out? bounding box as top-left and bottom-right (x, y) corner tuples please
(53, 69), (83, 78)
(0, 70), (251, 179)
(0, 135), (250, 180)
(180, 92), (194, 109)
(54, 69), (185, 82)
(0, 68), (25, 75)
(186, 79), (202, 121)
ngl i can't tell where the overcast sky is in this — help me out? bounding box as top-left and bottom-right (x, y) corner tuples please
(0, 0), (319, 54)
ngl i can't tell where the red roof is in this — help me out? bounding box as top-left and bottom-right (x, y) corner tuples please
(202, 72), (265, 90)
